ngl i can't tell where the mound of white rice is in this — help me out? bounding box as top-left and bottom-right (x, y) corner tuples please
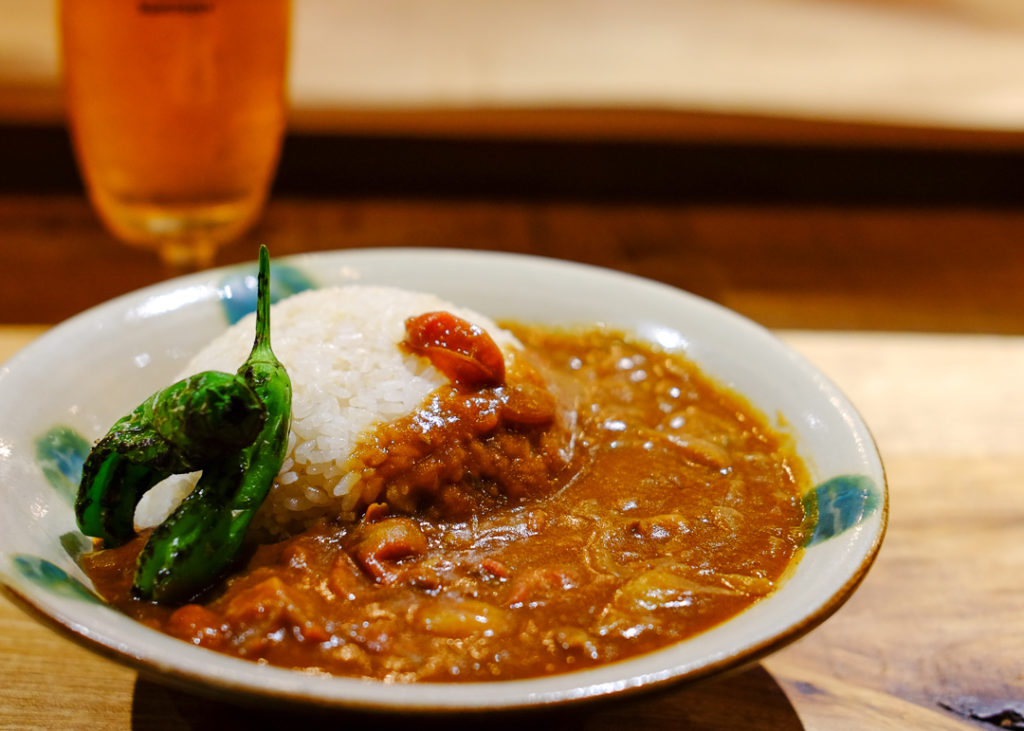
(135, 285), (520, 536)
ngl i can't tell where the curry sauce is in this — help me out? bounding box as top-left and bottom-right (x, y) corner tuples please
(82, 326), (809, 681)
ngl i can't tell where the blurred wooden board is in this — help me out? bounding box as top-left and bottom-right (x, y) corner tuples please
(6, 194), (1024, 334)
(4, 0), (1024, 145)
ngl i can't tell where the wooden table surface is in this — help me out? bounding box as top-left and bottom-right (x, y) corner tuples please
(3, 110), (1024, 728)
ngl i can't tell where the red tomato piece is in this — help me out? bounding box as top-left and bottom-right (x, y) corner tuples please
(403, 311), (506, 389)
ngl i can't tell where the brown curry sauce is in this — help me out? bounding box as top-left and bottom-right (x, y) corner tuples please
(82, 324), (809, 682)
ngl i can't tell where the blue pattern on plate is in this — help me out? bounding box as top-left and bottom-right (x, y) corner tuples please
(219, 262), (316, 324)
(804, 474), (881, 547)
(60, 532), (94, 563)
(12, 554), (100, 603)
(34, 426), (89, 504)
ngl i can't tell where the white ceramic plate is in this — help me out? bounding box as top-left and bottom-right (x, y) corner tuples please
(0, 248), (886, 712)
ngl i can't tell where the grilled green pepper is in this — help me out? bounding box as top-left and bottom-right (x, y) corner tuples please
(133, 245), (292, 602)
(75, 370), (267, 547)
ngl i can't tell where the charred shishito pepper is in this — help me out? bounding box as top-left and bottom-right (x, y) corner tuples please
(134, 245), (292, 603)
(75, 371), (267, 546)
(403, 311), (505, 389)
(75, 246), (292, 604)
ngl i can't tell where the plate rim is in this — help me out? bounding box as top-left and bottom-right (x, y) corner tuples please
(0, 247), (888, 712)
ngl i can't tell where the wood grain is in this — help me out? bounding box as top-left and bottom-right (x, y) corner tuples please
(9, 192), (1024, 331)
(6, 195), (1024, 335)
(767, 333), (1024, 729)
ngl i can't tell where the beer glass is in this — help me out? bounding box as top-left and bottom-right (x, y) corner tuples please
(60, 0), (290, 271)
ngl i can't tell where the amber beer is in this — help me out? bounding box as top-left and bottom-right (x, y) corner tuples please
(60, 1), (289, 268)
